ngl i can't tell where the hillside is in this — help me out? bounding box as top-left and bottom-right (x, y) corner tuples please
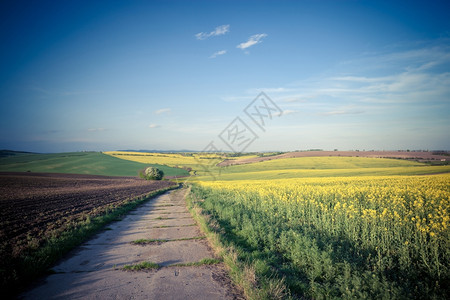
(0, 152), (189, 177)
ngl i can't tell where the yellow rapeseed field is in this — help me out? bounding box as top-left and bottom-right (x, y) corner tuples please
(194, 174), (450, 298)
(199, 175), (449, 238)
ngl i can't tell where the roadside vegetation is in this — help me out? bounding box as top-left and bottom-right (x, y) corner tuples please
(186, 190), (288, 299)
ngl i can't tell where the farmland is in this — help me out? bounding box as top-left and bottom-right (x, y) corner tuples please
(184, 155), (450, 299)
(0, 172), (175, 296)
(194, 156), (450, 181)
(2, 150), (449, 299)
(102, 151), (450, 298)
(0, 151), (189, 177)
(104, 150), (256, 176)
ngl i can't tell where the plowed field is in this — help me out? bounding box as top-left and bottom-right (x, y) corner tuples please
(0, 172), (175, 260)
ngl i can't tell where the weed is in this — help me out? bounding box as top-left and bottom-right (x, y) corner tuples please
(122, 261), (160, 271)
(171, 258), (221, 267)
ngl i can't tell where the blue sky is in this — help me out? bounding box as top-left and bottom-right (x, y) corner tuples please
(1, 0), (449, 152)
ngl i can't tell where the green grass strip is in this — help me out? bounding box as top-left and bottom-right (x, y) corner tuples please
(131, 236), (205, 245)
(186, 186), (289, 300)
(152, 224), (196, 228)
(122, 261), (161, 271)
(122, 258), (221, 271)
(131, 238), (168, 244)
(171, 258), (221, 267)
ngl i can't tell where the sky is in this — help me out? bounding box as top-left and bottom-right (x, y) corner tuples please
(1, 0), (449, 153)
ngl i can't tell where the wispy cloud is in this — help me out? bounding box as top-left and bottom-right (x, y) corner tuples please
(148, 124), (160, 129)
(87, 128), (105, 132)
(275, 109), (297, 117)
(210, 50), (227, 58)
(154, 108), (171, 114)
(320, 110), (365, 116)
(226, 40), (450, 127)
(195, 25), (230, 40)
(237, 33), (267, 50)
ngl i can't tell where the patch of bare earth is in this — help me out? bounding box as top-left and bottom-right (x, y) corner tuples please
(21, 188), (243, 299)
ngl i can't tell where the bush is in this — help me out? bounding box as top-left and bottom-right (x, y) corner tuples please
(140, 167), (164, 180)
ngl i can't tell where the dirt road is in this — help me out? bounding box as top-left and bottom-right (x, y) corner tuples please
(22, 188), (242, 299)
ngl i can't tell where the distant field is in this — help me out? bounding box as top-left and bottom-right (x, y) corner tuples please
(105, 151), (241, 175)
(218, 150), (450, 166)
(195, 156), (450, 181)
(0, 152), (189, 177)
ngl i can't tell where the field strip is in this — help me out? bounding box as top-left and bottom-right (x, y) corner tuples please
(22, 188), (243, 299)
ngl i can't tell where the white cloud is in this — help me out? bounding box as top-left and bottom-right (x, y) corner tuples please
(210, 50), (227, 58)
(154, 108), (171, 114)
(195, 25), (230, 40)
(148, 124), (160, 128)
(320, 110), (365, 116)
(275, 109), (297, 117)
(281, 109), (297, 115)
(237, 33), (267, 50)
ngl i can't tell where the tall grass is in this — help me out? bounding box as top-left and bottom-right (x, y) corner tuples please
(186, 189), (289, 299)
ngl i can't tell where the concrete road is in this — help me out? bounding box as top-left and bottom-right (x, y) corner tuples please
(22, 188), (242, 299)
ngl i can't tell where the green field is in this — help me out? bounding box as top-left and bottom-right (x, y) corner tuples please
(0, 151), (189, 177)
(195, 156), (450, 181)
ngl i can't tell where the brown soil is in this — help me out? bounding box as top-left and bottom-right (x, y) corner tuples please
(0, 172), (175, 260)
(218, 151), (448, 167)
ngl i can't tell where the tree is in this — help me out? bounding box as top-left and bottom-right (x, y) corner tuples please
(141, 167), (164, 180)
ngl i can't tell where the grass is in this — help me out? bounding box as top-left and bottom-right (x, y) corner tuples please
(4, 186), (176, 298)
(171, 258), (221, 267)
(131, 238), (168, 244)
(152, 224), (196, 228)
(0, 151), (189, 177)
(131, 236), (205, 244)
(154, 216), (171, 220)
(122, 261), (160, 271)
(186, 188), (288, 299)
(122, 258), (221, 271)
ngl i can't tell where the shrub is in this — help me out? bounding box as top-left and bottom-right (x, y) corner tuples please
(140, 167), (164, 180)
